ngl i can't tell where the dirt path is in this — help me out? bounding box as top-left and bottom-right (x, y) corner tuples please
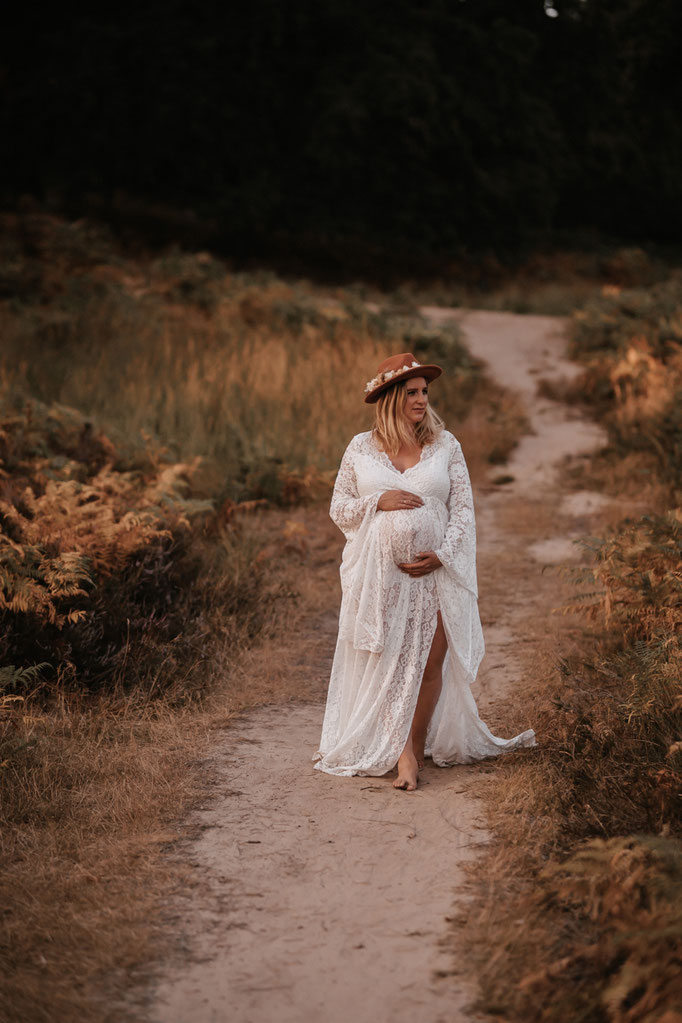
(145, 311), (607, 1023)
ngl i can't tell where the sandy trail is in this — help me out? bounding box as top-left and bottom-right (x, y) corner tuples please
(146, 311), (606, 1023)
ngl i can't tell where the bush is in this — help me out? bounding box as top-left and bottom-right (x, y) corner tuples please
(569, 279), (682, 499)
(0, 397), (222, 698)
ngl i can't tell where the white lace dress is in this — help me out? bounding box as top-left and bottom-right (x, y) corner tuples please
(313, 429), (536, 777)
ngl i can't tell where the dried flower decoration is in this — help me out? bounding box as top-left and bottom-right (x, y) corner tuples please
(364, 361), (421, 394)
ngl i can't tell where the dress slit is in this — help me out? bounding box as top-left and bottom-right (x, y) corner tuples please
(393, 584), (441, 758)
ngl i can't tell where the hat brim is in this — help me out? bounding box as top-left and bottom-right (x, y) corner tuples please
(364, 364), (442, 404)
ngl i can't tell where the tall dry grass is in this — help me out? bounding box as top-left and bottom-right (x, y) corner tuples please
(1, 212), (516, 505)
(1, 697), (211, 1023)
(1, 282), (382, 496)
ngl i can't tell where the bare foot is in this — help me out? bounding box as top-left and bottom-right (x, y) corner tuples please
(413, 736), (426, 771)
(393, 747), (419, 791)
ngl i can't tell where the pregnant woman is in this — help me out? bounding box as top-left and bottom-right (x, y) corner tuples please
(313, 352), (536, 790)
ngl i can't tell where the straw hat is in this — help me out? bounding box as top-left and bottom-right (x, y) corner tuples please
(363, 352), (442, 404)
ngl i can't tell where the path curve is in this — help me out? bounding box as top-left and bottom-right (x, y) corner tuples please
(145, 310), (606, 1023)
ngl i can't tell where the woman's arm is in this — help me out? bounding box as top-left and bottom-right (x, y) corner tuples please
(330, 436), (424, 540)
(329, 439), (382, 540)
(433, 436), (476, 570)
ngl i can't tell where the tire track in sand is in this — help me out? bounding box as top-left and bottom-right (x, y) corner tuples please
(144, 310), (606, 1023)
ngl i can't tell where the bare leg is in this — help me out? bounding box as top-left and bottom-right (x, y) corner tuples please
(412, 611), (447, 766)
(394, 612), (448, 790)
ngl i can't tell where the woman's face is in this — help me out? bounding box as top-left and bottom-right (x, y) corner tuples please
(403, 376), (429, 426)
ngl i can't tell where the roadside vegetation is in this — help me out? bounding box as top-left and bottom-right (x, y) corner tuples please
(0, 212), (525, 1022)
(464, 277), (682, 1022)
(381, 245), (675, 316)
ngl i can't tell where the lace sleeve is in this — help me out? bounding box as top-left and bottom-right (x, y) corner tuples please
(434, 435), (476, 570)
(329, 437), (381, 540)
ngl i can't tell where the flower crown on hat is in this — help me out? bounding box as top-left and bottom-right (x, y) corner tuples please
(363, 351), (442, 403)
(364, 360), (421, 396)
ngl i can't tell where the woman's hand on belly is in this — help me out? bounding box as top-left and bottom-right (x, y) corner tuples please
(397, 550), (443, 577)
(377, 489), (424, 512)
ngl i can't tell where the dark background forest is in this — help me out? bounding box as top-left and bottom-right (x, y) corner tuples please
(3, 0), (681, 275)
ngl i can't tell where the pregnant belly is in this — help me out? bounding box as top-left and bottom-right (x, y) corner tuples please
(376, 503), (446, 565)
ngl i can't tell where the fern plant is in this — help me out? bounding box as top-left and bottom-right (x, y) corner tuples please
(0, 399), (215, 694)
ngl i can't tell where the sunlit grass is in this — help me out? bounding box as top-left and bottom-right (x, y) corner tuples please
(1, 213), (526, 503)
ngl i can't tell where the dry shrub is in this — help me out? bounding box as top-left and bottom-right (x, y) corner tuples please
(0, 398), (225, 697)
(0, 394), (284, 1023)
(536, 511), (682, 844)
(460, 280), (682, 1023)
(470, 829), (682, 1023)
(577, 510), (682, 644)
(568, 279), (682, 503)
(544, 835), (682, 1022)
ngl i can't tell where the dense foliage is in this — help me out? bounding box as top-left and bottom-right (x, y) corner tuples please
(3, 1), (681, 270)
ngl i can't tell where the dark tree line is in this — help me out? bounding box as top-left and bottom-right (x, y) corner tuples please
(2, 0), (681, 268)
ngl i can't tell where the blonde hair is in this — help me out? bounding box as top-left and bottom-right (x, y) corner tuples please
(372, 379), (444, 457)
